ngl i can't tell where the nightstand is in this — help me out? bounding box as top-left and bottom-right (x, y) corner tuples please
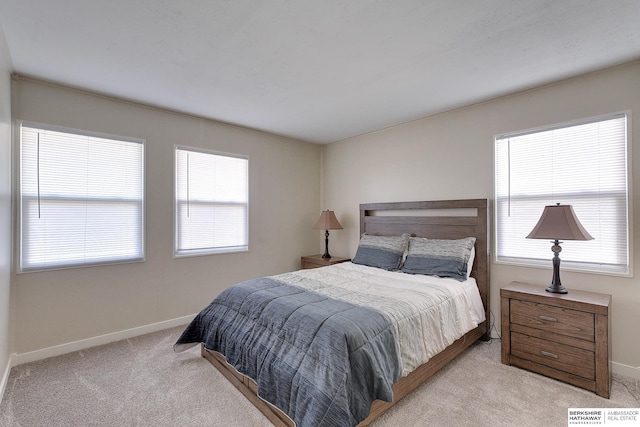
(301, 255), (351, 269)
(501, 281), (611, 398)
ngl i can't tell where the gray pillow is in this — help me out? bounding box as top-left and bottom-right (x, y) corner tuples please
(401, 237), (476, 281)
(352, 233), (410, 271)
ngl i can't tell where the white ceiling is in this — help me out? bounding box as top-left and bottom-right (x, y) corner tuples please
(1, 1), (639, 144)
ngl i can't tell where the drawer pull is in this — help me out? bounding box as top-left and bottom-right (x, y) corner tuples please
(541, 350), (559, 359)
(539, 315), (557, 322)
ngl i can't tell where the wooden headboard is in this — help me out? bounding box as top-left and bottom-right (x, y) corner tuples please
(359, 199), (490, 326)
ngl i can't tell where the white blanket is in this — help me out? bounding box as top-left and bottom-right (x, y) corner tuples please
(276, 262), (486, 376)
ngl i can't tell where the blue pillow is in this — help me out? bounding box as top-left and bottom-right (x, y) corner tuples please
(401, 237), (476, 281)
(352, 233), (410, 271)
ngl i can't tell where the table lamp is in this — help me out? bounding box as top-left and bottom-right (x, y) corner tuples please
(312, 210), (343, 259)
(526, 203), (593, 294)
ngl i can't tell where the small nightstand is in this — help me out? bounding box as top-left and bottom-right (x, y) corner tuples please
(301, 255), (351, 269)
(501, 281), (611, 398)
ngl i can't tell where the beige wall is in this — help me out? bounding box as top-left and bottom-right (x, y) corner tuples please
(0, 26), (13, 388)
(11, 78), (322, 355)
(323, 61), (640, 376)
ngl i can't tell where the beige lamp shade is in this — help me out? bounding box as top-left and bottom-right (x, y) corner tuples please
(312, 210), (343, 231)
(526, 204), (593, 241)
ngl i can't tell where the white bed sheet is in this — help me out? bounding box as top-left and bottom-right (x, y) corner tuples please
(274, 262), (486, 377)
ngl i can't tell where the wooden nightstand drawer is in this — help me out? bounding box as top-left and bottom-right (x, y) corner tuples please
(511, 332), (595, 379)
(510, 299), (595, 342)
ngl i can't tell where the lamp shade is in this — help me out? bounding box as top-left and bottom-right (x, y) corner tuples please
(526, 204), (593, 241)
(312, 210), (343, 231)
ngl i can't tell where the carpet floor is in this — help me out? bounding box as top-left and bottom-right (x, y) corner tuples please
(1, 326), (638, 426)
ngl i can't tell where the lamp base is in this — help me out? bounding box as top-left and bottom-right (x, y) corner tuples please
(545, 284), (568, 294)
(322, 230), (331, 259)
(546, 239), (568, 294)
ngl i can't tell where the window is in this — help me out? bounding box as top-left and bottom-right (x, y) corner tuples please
(494, 113), (629, 275)
(19, 122), (145, 272)
(174, 146), (248, 256)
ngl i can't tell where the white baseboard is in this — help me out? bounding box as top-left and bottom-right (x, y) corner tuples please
(12, 314), (196, 367)
(612, 361), (640, 380)
(0, 355), (13, 403)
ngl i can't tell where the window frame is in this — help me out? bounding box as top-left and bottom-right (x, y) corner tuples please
(493, 112), (632, 277)
(16, 120), (146, 273)
(173, 145), (249, 258)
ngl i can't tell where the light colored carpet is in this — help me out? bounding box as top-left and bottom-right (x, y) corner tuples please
(0, 326), (637, 426)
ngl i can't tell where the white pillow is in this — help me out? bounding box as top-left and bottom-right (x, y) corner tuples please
(467, 246), (475, 278)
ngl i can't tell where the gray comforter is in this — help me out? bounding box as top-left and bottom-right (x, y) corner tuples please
(174, 276), (402, 427)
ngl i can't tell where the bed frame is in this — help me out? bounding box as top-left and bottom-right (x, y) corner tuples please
(201, 199), (490, 426)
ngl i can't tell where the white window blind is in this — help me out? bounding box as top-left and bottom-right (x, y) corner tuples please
(19, 122), (145, 272)
(175, 147), (248, 256)
(494, 113), (629, 275)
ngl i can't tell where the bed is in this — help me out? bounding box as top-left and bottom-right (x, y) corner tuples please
(175, 199), (490, 426)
